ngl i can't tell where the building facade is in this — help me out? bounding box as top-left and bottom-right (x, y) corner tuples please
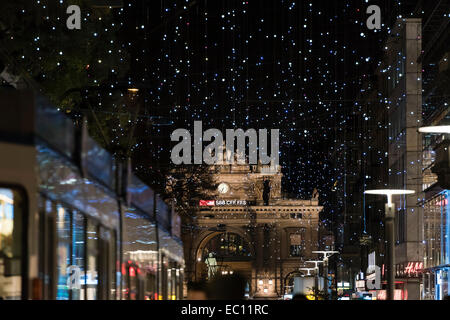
(182, 162), (322, 299)
(421, 54), (450, 300)
(331, 18), (425, 299)
(383, 18), (424, 300)
(419, 0), (450, 300)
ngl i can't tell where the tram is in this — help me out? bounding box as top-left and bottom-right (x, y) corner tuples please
(0, 89), (184, 300)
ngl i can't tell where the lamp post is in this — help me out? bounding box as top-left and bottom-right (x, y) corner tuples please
(313, 251), (339, 299)
(306, 260), (323, 299)
(364, 189), (415, 300)
(297, 268), (315, 298)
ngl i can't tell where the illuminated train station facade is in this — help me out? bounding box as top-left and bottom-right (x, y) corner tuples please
(182, 163), (323, 299)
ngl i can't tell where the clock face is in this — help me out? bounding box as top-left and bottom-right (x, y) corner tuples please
(218, 183), (230, 194)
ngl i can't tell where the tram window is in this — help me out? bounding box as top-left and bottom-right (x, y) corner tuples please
(167, 267), (173, 300)
(110, 231), (118, 300)
(86, 220), (99, 300)
(98, 227), (116, 300)
(38, 196), (117, 300)
(115, 232), (121, 300)
(126, 264), (138, 300)
(169, 263), (178, 300)
(38, 197), (54, 300)
(72, 212), (85, 300)
(145, 271), (157, 300)
(56, 206), (71, 300)
(0, 187), (25, 300)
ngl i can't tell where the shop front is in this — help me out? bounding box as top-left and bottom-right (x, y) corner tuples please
(423, 190), (450, 300)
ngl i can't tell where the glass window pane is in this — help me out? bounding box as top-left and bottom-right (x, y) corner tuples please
(0, 188), (24, 300)
(72, 212), (85, 300)
(110, 231), (117, 300)
(56, 206), (71, 300)
(86, 220), (98, 300)
(38, 197), (56, 300)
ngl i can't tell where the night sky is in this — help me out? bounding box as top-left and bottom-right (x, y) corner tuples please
(116, 0), (416, 214)
(0, 0), (421, 227)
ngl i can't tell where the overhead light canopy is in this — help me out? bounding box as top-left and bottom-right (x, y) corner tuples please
(365, 189), (415, 206)
(418, 126), (450, 134)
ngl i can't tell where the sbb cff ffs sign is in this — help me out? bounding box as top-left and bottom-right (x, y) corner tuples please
(199, 200), (215, 206)
(199, 200), (248, 206)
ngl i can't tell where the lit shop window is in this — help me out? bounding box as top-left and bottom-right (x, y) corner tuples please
(0, 188), (25, 300)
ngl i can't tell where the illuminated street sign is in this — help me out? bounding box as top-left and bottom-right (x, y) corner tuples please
(199, 200), (215, 206)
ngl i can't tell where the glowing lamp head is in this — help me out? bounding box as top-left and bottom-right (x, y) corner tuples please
(364, 189), (415, 206)
(418, 126), (450, 134)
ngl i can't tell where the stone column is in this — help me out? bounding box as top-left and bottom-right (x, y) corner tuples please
(269, 224), (278, 294)
(257, 225), (264, 272)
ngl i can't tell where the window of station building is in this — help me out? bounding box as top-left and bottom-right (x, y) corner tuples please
(290, 212), (302, 219)
(289, 229), (306, 257)
(202, 233), (252, 260)
(0, 187), (25, 300)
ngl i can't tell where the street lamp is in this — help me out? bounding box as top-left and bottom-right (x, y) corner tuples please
(297, 268), (315, 298)
(127, 88), (140, 93)
(418, 126), (450, 134)
(306, 260), (324, 299)
(313, 251), (339, 299)
(298, 268), (315, 276)
(364, 189), (415, 300)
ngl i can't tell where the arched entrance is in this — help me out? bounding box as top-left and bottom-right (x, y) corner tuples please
(194, 231), (254, 293)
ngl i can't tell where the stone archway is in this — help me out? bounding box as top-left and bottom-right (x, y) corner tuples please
(193, 227), (255, 282)
(194, 226), (256, 262)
